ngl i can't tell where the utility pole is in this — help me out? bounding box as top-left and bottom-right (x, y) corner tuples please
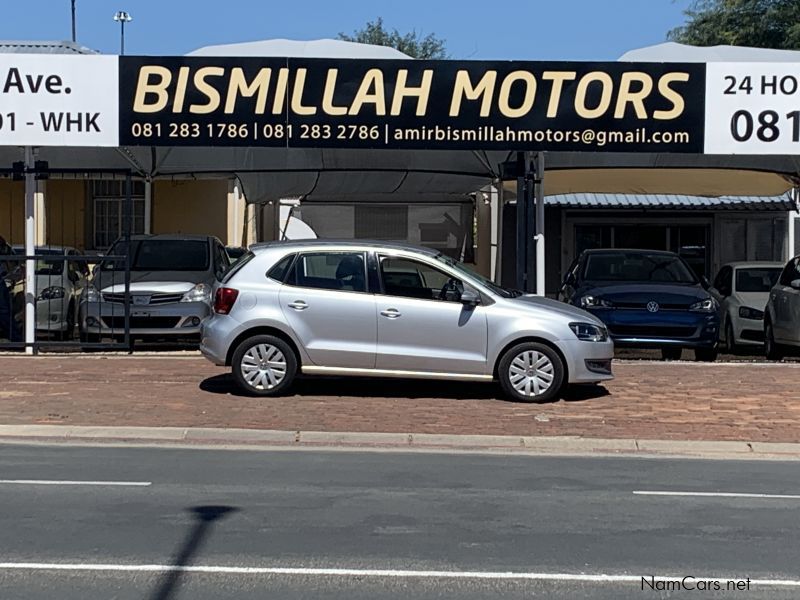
(113, 11), (132, 55)
(71, 0), (76, 42)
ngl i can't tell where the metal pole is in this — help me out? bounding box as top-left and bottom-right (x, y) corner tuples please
(120, 20), (125, 55)
(788, 188), (798, 260)
(534, 152), (546, 296)
(71, 0), (76, 42)
(525, 153), (536, 294)
(515, 152), (526, 291)
(23, 147), (35, 355)
(123, 174), (132, 352)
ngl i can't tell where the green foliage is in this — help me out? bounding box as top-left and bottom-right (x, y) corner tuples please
(338, 17), (448, 59)
(668, 0), (800, 49)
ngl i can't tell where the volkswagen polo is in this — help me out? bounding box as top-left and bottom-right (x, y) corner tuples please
(200, 240), (614, 403)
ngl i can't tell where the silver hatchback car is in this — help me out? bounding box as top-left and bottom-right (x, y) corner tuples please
(200, 241), (614, 402)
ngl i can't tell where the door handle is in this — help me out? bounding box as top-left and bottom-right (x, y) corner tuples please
(288, 300), (308, 311)
(380, 308), (401, 318)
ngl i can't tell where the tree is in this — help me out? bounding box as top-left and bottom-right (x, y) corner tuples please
(338, 17), (448, 59)
(668, 0), (800, 49)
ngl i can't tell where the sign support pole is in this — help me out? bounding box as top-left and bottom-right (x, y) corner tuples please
(534, 153), (546, 297)
(23, 146), (36, 355)
(515, 152), (526, 291)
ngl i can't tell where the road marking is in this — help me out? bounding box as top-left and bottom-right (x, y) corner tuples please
(633, 490), (800, 500)
(0, 480), (151, 487)
(0, 563), (797, 586)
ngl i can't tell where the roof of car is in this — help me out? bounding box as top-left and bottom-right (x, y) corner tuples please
(580, 248), (679, 256)
(250, 239), (440, 256)
(722, 261), (785, 269)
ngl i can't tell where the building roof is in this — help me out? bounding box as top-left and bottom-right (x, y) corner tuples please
(545, 193), (798, 211)
(187, 38), (410, 59)
(0, 40), (97, 54)
(619, 41), (800, 63)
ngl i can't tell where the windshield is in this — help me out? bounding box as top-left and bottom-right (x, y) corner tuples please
(12, 247), (64, 276)
(104, 240), (210, 271)
(583, 251), (698, 284)
(735, 267), (781, 292)
(432, 253), (519, 298)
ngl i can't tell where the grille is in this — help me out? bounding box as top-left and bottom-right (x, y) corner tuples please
(102, 317), (181, 329)
(609, 325), (696, 338)
(612, 301), (690, 310)
(103, 292), (184, 305)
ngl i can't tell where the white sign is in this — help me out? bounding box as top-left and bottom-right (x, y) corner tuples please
(0, 54), (119, 147)
(705, 62), (800, 154)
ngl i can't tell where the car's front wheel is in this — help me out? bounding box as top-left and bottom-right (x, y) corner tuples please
(498, 342), (565, 403)
(232, 334), (297, 396)
(724, 319), (736, 354)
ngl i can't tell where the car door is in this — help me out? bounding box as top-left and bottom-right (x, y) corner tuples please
(278, 251), (377, 368)
(375, 254), (488, 374)
(772, 258), (800, 342)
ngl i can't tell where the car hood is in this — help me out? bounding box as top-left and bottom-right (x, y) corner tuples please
(92, 271), (212, 294)
(509, 294), (605, 325)
(580, 282), (708, 305)
(734, 291), (770, 310)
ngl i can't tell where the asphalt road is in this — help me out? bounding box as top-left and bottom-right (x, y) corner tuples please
(1, 444), (799, 599)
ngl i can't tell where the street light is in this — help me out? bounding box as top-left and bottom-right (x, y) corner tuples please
(71, 0), (76, 42)
(112, 11), (132, 55)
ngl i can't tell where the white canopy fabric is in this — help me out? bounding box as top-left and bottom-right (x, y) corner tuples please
(620, 41), (800, 63)
(188, 38), (410, 59)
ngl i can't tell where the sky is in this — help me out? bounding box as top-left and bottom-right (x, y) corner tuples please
(1, 0), (694, 60)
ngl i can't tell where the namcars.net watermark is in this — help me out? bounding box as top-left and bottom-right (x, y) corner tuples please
(642, 575), (751, 592)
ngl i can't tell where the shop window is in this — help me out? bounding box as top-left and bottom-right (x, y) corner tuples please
(92, 180), (145, 249)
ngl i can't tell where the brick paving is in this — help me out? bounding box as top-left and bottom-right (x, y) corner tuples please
(0, 355), (799, 443)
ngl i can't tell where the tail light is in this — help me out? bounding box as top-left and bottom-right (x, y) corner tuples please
(213, 287), (239, 315)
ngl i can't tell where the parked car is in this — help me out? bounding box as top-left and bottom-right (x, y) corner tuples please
(11, 245), (88, 340)
(558, 248), (719, 361)
(764, 254), (800, 360)
(200, 240), (613, 402)
(79, 234), (230, 342)
(709, 262), (783, 352)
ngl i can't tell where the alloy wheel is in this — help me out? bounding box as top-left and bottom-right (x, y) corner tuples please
(240, 343), (288, 390)
(508, 350), (555, 397)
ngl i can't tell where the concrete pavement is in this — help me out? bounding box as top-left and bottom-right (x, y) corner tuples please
(1, 444), (799, 599)
(1, 354), (800, 443)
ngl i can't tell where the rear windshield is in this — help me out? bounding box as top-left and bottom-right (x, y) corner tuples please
(583, 252), (698, 284)
(104, 240), (210, 271)
(735, 267), (781, 292)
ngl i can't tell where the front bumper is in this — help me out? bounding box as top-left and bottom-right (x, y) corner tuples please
(34, 298), (70, 332)
(586, 307), (719, 349)
(556, 338), (615, 384)
(79, 300), (211, 338)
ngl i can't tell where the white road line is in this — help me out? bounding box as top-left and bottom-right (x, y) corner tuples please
(0, 480), (151, 487)
(0, 563), (796, 586)
(633, 490), (800, 499)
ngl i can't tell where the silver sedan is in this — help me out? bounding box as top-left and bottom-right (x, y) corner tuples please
(200, 241), (613, 402)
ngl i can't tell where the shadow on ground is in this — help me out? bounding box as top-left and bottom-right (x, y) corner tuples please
(200, 373), (609, 403)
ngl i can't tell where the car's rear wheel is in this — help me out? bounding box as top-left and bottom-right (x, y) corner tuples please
(498, 342), (565, 403)
(694, 346), (718, 362)
(765, 321), (785, 361)
(660, 347), (682, 361)
(232, 334), (297, 396)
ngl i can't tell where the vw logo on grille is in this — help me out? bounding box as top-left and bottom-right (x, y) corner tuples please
(646, 301), (660, 313)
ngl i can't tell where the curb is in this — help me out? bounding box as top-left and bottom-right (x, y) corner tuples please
(0, 425), (799, 460)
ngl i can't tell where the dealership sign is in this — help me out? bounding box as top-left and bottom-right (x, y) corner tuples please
(0, 54), (798, 154)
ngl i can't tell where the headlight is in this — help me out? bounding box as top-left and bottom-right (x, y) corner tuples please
(739, 306), (764, 320)
(181, 283), (212, 304)
(569, 322), (609, 342)
(81, 286), (101, 303)
(689, 298), (717, 312)
(37, 286), (65, 300)
(579, 295), (613, 309)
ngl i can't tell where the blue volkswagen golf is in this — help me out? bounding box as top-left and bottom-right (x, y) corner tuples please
(558, 249), (720, 361)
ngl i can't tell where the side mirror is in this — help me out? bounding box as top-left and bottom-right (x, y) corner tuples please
(700, 275), (711, 290)
(791, 279), (800, 290)
(460, 288), (480, 307)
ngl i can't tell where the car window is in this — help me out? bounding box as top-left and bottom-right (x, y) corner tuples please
(735, 268), (781, 292)
(214, 243), (230, 280)
(583, 252), (698, 284)
(779, 258), (800, 286)
(379, 255), (460, 302)
(267, 253), (296, 283)
(289, 252), (367, 293)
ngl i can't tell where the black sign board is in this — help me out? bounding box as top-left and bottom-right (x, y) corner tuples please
(119, 57), (705, 152)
